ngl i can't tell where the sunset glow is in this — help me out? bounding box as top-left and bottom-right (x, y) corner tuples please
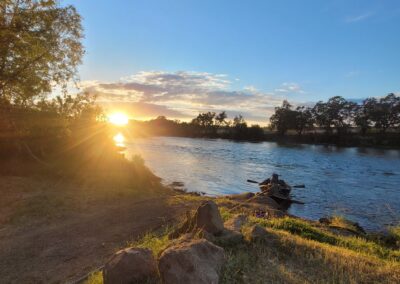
(113, 132), (125, 146)
(108, 113), (129, 126)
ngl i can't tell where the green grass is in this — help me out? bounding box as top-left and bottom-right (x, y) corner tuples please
(85, 207), (400, 284)
(247, 216), (400, 261)
(129, 229), (172, 256)
(83, 271), (102, 284)
(329, 215), (363, 233)
(219, 206), (235, 222)
(389, 225), (400, 241)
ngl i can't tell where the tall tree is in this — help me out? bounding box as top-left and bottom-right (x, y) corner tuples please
(354, 98), (376, 135)
(215, 111), (227, 126)
(191, 112), (216, 128)
(270, 100), (296, 135)
(294, 106), (314, 135)
(371, 93), (400, 133)
(312, 96), (355, 134)
(233, 114), (247, 128)
(0, 0), (84, 104)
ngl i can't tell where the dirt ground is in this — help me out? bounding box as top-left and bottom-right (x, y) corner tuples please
(0, 176), (195, 283)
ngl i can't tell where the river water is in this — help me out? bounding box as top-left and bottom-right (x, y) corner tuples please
(125, 136), (400, 231)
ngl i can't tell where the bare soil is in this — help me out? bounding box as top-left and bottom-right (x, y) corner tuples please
(0, 176), (195, 283)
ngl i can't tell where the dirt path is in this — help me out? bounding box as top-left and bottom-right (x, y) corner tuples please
(0, 176), (195, 283)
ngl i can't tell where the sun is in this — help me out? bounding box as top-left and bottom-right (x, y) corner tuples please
(108, 112), (129, 126)
(113, 132), (125, 144)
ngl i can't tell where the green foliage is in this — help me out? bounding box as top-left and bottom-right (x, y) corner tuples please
(191, 112), (216, 127)
(270, 100), (297, 135)
(129, 227), (174, 256)
(270, 93), (400, 135)
(265, 217), (337, 244)
(215, 111), (227, 126)
(0, 0), (84, 103)
(248, 217), (400, 261)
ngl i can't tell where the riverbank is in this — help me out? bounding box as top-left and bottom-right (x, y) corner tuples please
(129, 118), (400, 150)
(85, 193), (400, 283)
(0, 174), (204, 283)
(1, 167), (399, 283)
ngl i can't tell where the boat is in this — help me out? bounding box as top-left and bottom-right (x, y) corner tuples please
(259, 182), (292, 203)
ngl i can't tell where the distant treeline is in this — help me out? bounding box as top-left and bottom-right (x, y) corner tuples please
(130, 94), (400, 148)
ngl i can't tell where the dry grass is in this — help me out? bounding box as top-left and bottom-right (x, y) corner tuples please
(85, 206), (400, 284)
(222, 228), (400, 283)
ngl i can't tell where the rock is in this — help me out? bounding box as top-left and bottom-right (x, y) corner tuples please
(248, 225), (269, 242)
(103, 247), (157, 284)
(195, 201), (225, 235)
(158, 239), (225, 284)
(224, 214), (248, 232)
(216, 229), (244, 245)
(169, 201), (225, 239)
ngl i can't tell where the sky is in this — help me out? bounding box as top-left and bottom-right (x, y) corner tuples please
(63, 0), (400, 125)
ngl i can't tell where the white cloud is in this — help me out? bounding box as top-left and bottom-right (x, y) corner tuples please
(82, 71), (304, 124)
(274, 82), (304, 94)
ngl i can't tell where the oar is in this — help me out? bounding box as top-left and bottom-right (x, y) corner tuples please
(247, 179), (305, 188)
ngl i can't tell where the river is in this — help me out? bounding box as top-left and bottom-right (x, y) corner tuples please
(124, 136), (400, 231)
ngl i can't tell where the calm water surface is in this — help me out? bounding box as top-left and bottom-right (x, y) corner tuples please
(125, 136), (400, 231)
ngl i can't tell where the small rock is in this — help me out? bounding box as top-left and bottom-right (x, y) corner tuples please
(103, 247), (157, 284)
(159, 239), (225, 284)
(224, 214), (247, 232)
(195, 201), (225, 235)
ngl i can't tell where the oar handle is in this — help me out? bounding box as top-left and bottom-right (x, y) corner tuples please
(247, 179), (259, 184)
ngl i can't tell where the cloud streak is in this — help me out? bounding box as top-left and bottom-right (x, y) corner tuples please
(345, 12), (373, 23)
(81, 71), (304, 124)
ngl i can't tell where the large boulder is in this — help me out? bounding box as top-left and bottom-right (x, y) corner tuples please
(195, 201), (224, 235)
(103, 247), (157, 284)
(158, 239), (225, 284)
(170, 201), (224, 238)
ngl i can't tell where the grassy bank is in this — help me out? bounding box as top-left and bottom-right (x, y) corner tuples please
(85, 197), (400, 284)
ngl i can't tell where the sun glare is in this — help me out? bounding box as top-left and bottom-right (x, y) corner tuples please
(108, 112), (129, 126)
(113, 132), (125, 146)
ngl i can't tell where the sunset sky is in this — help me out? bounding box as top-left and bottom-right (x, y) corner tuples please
(64, 0), (400, 125)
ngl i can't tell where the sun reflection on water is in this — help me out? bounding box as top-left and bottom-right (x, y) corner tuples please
(113, 132), (125, 147)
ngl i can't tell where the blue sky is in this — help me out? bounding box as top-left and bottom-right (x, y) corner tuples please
(64, 0), (400, 124)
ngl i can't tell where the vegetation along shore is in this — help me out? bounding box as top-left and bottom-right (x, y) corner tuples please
(128, 93), (400, 149)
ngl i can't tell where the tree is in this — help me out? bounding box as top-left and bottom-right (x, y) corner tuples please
(36, 92), (102, 121)
(354, 98), (376, 135)
(312, 96), (355, 134)
(0, 0), (84, 104)
(191, 112), (216, 128)
(233, 114), (247, 128)
(294, 106), (313, 135)
(270, 100), (296, 135)
(232, 114), (248, 139)
(215, 111), (227, 126)
(371, 93), (400, 133)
